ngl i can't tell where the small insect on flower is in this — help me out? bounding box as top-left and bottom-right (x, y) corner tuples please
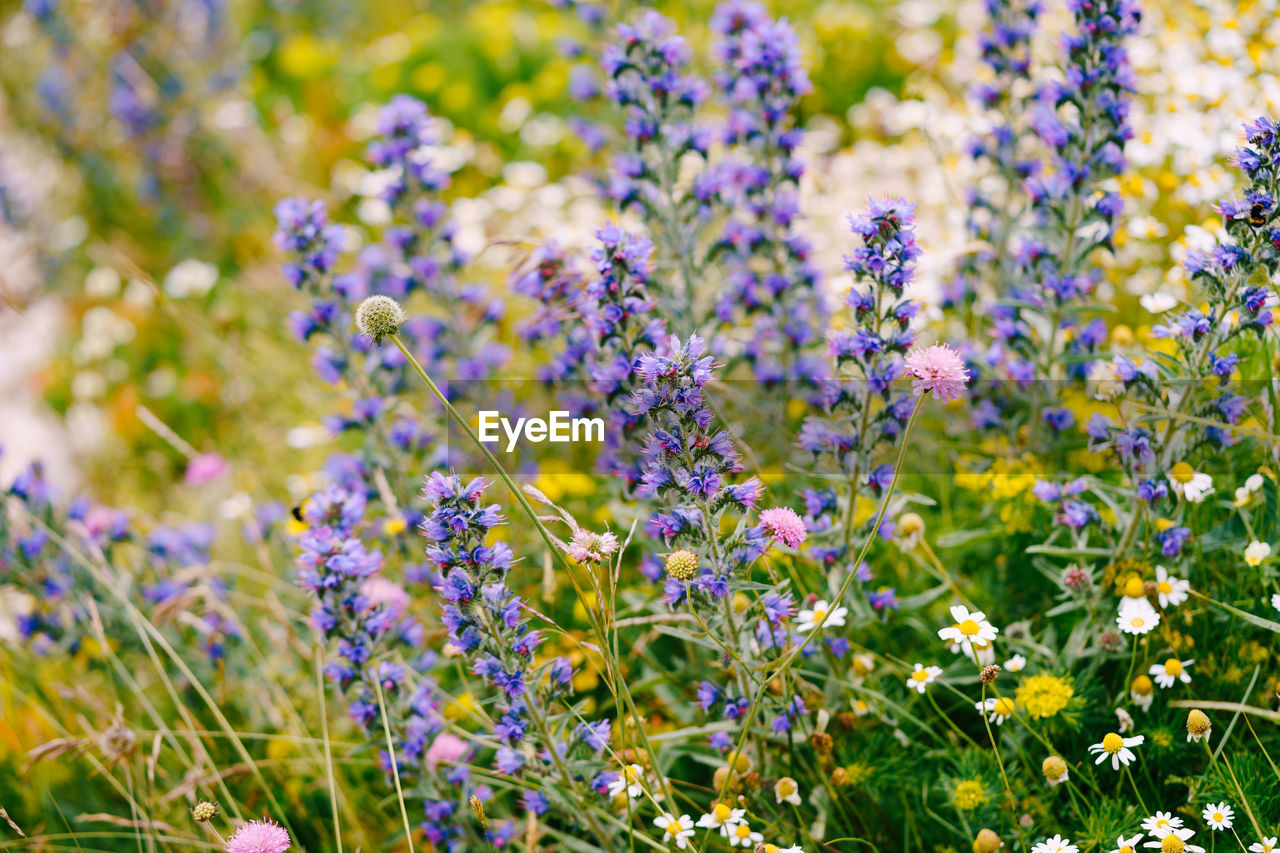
(795, 599), (847, 633)
(1153, 566), (1190, 608)
(1031, 835), (1079, 853)
(1042, 755), (1069, 787)
(1201, 802), (1234, 831)
(1244, 540), (1272, 566)
(937, 604), (999, 658)
(1149, 658), (1194, 689)
(975, 696), (1017, 725)
(1109, 835), (1145, 853)
(759, 507), (808, 549)
(224, 819), (291, 853)
(905, 663), (942, 694)
(696, 803), (745, 837)
(774, 776), (802, 806)
(653, 813), (695, 849)
(1088, 731), (1144, 770)
(1186, 709), (1212, 743)
(608, 764), (647, 799)
(903, 343), (970, 403)
(354, 294), (407, 344)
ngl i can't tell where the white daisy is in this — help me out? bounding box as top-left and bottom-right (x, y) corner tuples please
(937, 604), (1000, 658)
(1202, 802), (1234, 831)
(1272, 593), (1280, 613)
(608, 764), (646, 799)
(975, 696), (1017, 725)
(1140, 292), (1178, 313)
(1245, 541), (1272, 566)
(1235, 473), (1265, 504)
(1131, 676), (1156, 712)
(1005, 654), (1027, 672)
(1117, 598), (1161, 635)
(1089, 732), (1144, 770)
(653, 813), (695, 849)
(774, 776), (801, 806)
(796, 599), (847, 633)
(1109, 833), (1145, 853)
(1142, 812), (1185, 837)
(726, 820), (763, 848)
(1143, 827), (1204, 852)
(696, 803), (745, 836)
(1149, 658), (1194, 689)
(1249, 838), (1277, 853)
(1154, 566), (1190, 608)
(1031, 835), (1079, 853)
(1168, 463), (1213, 503)
(1116, 707), (1135, 733)
(905, 663), (943, 694)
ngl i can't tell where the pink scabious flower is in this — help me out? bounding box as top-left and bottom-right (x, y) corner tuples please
(759, 507), (807, 549)
(360, 576), (411, 618)
(225, 819), (290, 853)
(184, 452), (229, 486)
(425, 732), (469, 771)
(903, 344), (969, 403)
(565, 529), (620, 564)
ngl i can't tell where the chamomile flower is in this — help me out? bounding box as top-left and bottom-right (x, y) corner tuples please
(796, 599), (847, 633)
(609, 764), (646, 799)
(1272, 593), (1280, 613)
(1089, 731), (1144, 770)
(905, 663), (942, 693)
(1117, 598), (1161, 635)
(1116, 707), (1135, 733)
(1140, 292), (1178, 313)
(1168, 462), (1214, 503)
(1234, 474), (1265, 505)
(1109, 834), (1145, 853)
(653, 813), (694, 849)
(696, 803), (744, 836)
(975, 696), (1017, 725)
(1143, 827), (1204, 852)
(1142, 812), (1185, 837)
(1149, 658), (1193, 689)
(1245, 541), (1272, 566)
(1131, 675), (1155, 711)
(937, 605), (999, 658)
(1201, 803), (1234, 831)
(726, 821), (764, 848)
(774, 776), (802, 806)
(1154, 566), (1190, 608)
(1031, 835), (1079, 853)
(1005, 654), (1027, 672)
(1249, 838), (1277, 853)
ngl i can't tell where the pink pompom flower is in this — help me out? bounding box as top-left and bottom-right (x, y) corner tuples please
(903, 344), (969, 403)
(759, 507), (807, 549)
(225, 819), (290, 853)
(425, 732), (469, 771)
(184, 453), (229, 486)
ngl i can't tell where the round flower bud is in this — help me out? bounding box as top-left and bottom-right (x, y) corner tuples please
(980, 664), (1001, 684)
(664, 550), (698, 581)
(191, 801), (219, 823)
(1041, 755), (1068, 786)
(898, 512), (925, 537)
(809, 731), (833, 754)
(973, 828), (1003, 853)
(355, 295), (406, 343)
(1186, 709), (1211, 742)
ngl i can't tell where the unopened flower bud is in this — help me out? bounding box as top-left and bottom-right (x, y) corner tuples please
(980, 664), (1001, 684)
(973, 828), (1003, 853)
(191, 801), (218, 823)
(1186, 709), (1211, 742)
(1041, 755), (1068, 786)
(664, 550), (698, 581)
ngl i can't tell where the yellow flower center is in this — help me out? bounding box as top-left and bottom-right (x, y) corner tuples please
(1158, 581), (1173, 594)
(959, 619), (981, 636)
(1164, 658), (1183, 677)
(1120, 846), (1134, 853)
(1102, 732), (1125, 754)
(1129, 616), (1147, 628)
(712, 804), (731, 822)
(993, 697), (1016, 716)
(735, 824), (751, 840)
(664, 817), (681, 836)
(1161, 835), (1186, 853)
(1170, 461), (1195, 484)
(1123, 576), (1146, 597)
(1132, 675), (1153, 695)
(776, 778), (796, 797)
(1212, 812), (1223, 821)
(911, 669), (931, 682)
(812, 608), (827, 622)
(1154, 517), (1175, 531)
